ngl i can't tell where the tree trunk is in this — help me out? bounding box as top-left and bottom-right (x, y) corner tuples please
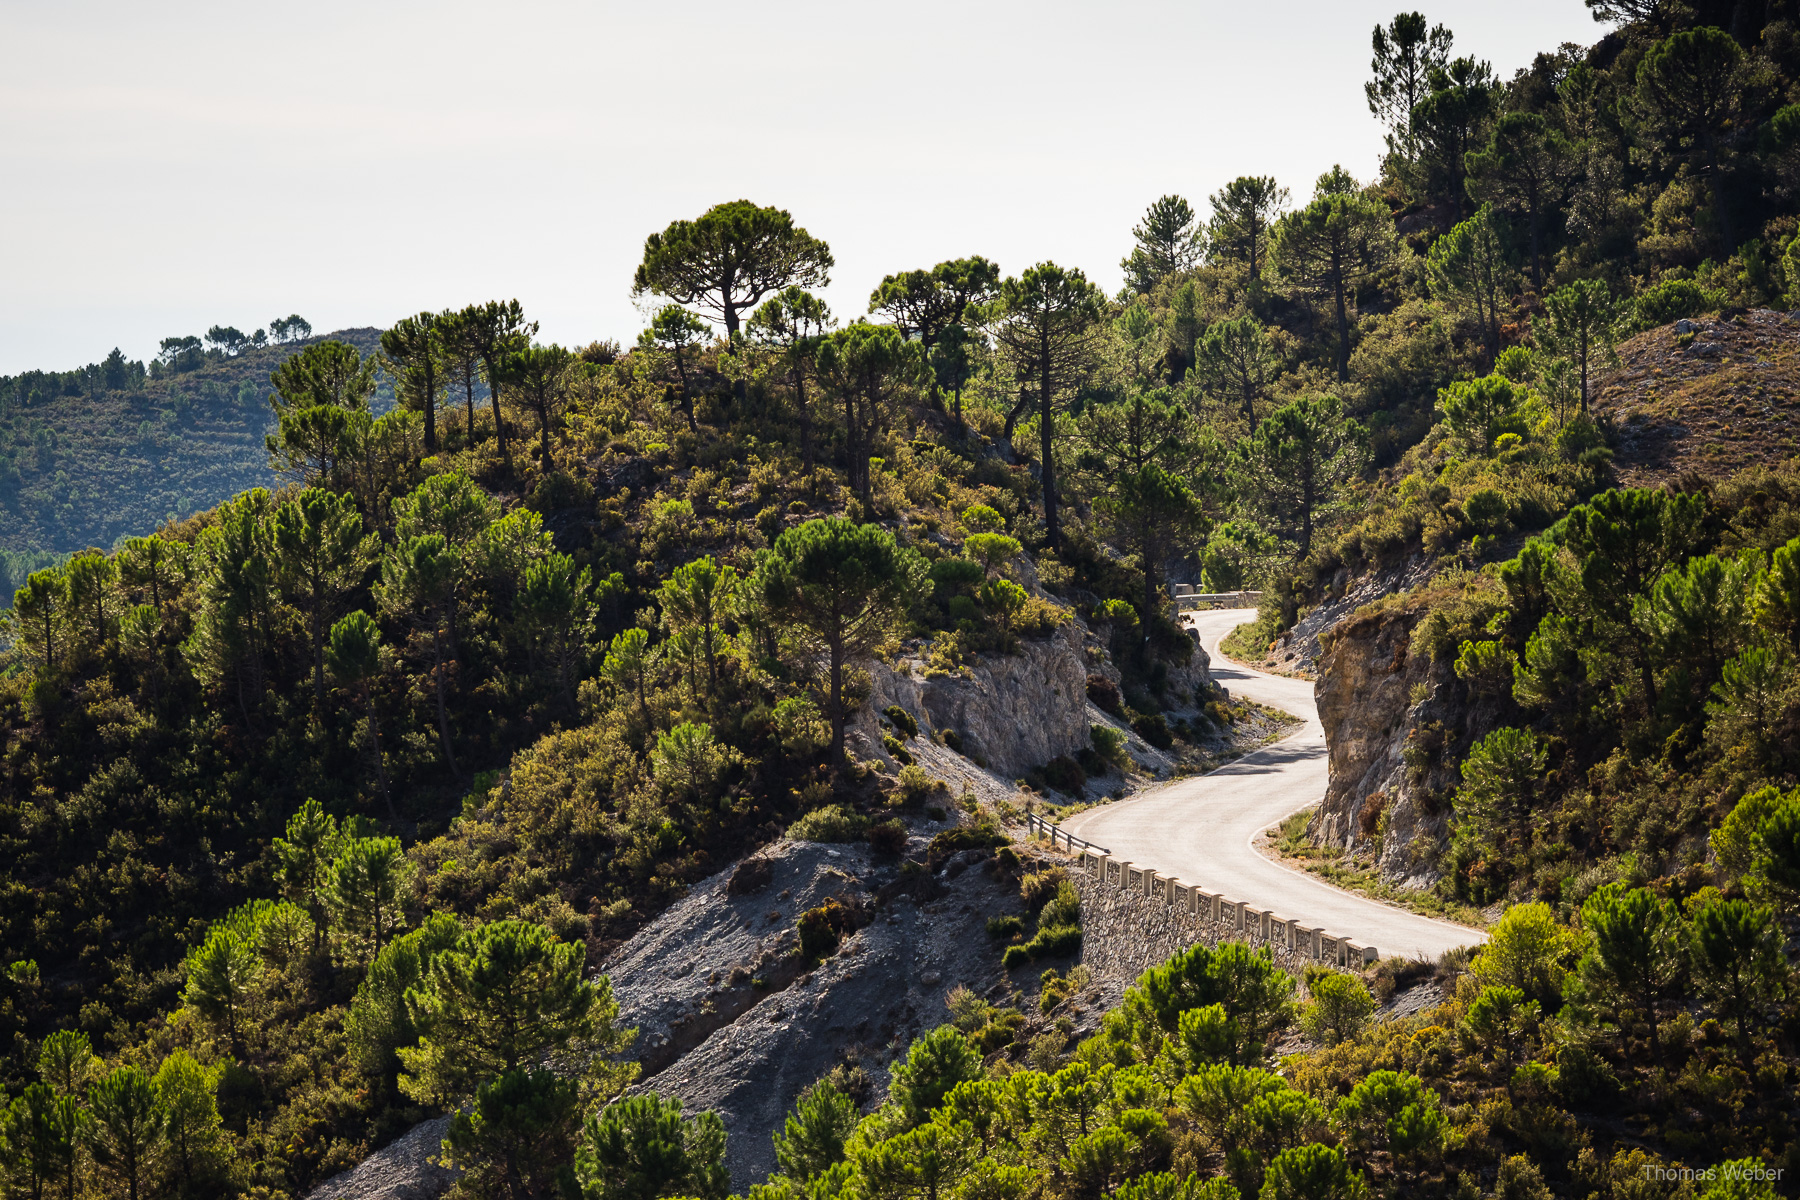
(793, 364), (812, 472)
(423, 362), (437, 453)
(1332, 251), (1351, 382)
(431, 626), (460, 778)
(1040, 336), (1059, 549)
(366, 692), (395, 824)
(464, 377), (477, 444)
(1705, 134), (1735, 253)
(828, 641), (846, 767)
(1527, 201), (1543, 291)
(311, 601), (326, 712)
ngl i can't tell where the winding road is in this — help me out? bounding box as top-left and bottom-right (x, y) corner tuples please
(1062, 609), (1485, 962)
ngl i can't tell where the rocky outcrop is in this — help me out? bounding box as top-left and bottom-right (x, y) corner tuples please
(1311, 597), (1499, 888)
(309, 837), (1035, 1200)
(865, 622), (1094, 779)
(1250, 561), (1434, 679)
(306, 1115), (456, 1199)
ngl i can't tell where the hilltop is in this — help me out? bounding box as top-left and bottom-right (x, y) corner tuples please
(0, 328), (388, 555)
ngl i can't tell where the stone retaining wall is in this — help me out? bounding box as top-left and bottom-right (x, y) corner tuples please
(1023, 813), (1378, 982)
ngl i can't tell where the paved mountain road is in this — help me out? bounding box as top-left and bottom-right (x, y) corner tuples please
(1061, 609), (1485, 962)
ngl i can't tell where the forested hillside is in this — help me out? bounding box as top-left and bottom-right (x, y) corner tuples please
(0, 323), (389, 558)
(2, 1), (1800, 1198)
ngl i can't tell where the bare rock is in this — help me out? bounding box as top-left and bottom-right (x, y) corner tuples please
(304, 1114), (457, 1200)
(867, 621), (1096, 778)
(1312, 586), (1504, 888)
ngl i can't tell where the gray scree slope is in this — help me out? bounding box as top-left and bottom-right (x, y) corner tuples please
(1062, 609), (1485, 962)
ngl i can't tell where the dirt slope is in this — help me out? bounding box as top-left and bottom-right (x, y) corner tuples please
(1593, 309), (1800, 485)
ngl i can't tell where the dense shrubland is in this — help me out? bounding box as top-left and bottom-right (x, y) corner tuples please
(5, 0), (1800, 1195)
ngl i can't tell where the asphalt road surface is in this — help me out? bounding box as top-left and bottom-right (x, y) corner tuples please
(1062, 608), (1486, 962)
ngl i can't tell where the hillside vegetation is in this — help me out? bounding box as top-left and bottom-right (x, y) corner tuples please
(3, 1), (1800, 1199)
(0, 326), (389, 557)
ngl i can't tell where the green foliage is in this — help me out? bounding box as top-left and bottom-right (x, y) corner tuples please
(444, 1067), (581, 1199)
(85, 1065), (166, 1200)
(575, 1092), (728, 1200)
(1121, 941), (1295, 1065)
(1300, 973), (1375, 1047)
(888, 1026), (983, 1127)
(1438, 375), (1528, 457)
(773, 1080), (859, 1181)
(399, 920), (613, 1106)
(753, 517), (928, 760)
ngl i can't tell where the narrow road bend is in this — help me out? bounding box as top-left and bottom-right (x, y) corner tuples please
(1061, 608), (1486, 961)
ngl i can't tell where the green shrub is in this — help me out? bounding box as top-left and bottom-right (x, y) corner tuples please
(1026, 924), (1082, 960)
(926, 822), (1007, 869)
(1091, 723), (1129, 766)
(1040, 755), (1086, 795)
(1634, 276), (1721, 329)
(882, 734), (913, 764)
(883, 705), (919, 739)
(1132, 713), (1174, 750)
(1002, 944), (1032, 969)
(866, 819), (908, 856)
(1038, 879), (1082, 930)
(896, 764), (939, 806)
(986, 915), (1024, 941)
(787, 805), (867, 843)
(797, 898), (856, 959)
(1020, 869), (1069, 913)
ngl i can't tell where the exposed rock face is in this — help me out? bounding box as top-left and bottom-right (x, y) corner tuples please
(606, 836), (1039, 1189)
(305, 1115), (456, 1199)
(1246, 561), (1434, 679)
(1311, 597), (1499, 889)
(309, 837), (1033, 1200)
(866, 621), (1094, 778)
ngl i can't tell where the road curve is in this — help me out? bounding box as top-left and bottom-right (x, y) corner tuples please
(1061, 609), (1485, 962)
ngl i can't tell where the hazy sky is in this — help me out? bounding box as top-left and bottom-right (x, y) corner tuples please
(0, 0), (1603, 377)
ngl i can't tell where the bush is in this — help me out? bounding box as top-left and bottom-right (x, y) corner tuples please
(926, 822), (1007, 869)
(1038, 879), (1082, 930)
(866, 819), (908, 857)
(1002, 944), (1032, 969)
(986, 915), (1024, 941)
(1634, 276), (1720, 328)
(1025, 923), (1082, 960)
(1091, 723), (1129, 766)
(1301, 972), (1376, 1046)
(1076, 747), (1111, 777)
(797, 899), (857, 959)
(787, 804), (867, 843)
(1040, 755), (1086, 795)
(881, 734), (913, 764)
(772, 696), (830, 755)
(1020, 868), (1069, 913)
(896, 764), (940, 806)
(1132, 713), (1174, 750)
(883, 705), (919, 739)
(1086, 674), (1124, 715)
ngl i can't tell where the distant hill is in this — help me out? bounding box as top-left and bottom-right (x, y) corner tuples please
(0, 327), (391, 554)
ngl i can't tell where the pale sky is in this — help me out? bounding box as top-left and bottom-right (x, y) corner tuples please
(0, 0), (1602, 377)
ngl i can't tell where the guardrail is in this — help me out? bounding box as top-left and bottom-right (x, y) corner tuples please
(1171, 589), (1263, 612)
(1022, 811), (1109, 856)
(1022, 811), (1378, 970)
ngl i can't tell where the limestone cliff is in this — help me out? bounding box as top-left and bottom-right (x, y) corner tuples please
(863, 622), (1095, 779)
(1311, 596), (1499, 889)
